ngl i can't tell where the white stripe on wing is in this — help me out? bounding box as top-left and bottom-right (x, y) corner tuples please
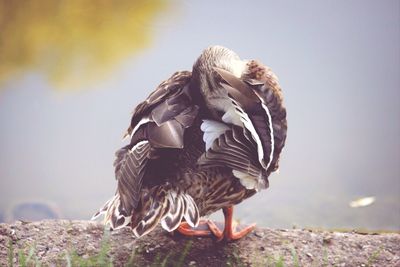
(257, 95), (275, 170)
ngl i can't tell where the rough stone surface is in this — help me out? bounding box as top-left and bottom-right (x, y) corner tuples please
(0, 220), (399, 266)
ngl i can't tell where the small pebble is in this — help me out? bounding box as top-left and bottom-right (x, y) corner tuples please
(323, 236), (333, 245)
(306, 252), (313, 258)
(51, 247), (60, 253)
(254, 232), (264, 238)
(37, 244), (46, 251)
(189, 261), (196, 266)
(86, 244), (96, 252)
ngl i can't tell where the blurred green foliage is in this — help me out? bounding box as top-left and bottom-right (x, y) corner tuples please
(0, 0), (168, 89)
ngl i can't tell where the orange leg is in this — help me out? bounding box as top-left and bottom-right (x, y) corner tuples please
(221, 206), (256, 241)
(177, 220), (215, 236)
(177, 206), (255, 241)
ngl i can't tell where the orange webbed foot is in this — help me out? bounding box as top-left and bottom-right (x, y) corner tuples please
(176, 206), (256, 242)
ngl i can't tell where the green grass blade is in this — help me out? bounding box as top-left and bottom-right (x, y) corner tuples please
(176, 240), (193, 267)
(8, 240), (14, 267)
(291, 247), (300, 267)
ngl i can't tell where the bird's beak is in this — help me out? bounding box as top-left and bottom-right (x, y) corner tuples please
(213, 67), (260, 111)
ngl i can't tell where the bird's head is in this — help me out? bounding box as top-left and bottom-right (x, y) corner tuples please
(191, 46), (247, 100)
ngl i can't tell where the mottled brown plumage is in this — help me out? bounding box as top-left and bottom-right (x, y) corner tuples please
(93, 46), (287, 240)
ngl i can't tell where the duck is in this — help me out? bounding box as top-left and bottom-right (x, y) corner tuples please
(92, 45), (287, 241)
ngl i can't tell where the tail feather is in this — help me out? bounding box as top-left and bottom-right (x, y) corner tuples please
(91, 197), (113, 220)
(182, 193), (200, 227)
(132, 194), (169, 237)
(92, 195), (132, 230)
(133, 189), (200, 236)
(93, 187), (200, 238)
(160, 191), (185, 232)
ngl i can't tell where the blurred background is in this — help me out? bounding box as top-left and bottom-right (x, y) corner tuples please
(0, 0), (399, 231)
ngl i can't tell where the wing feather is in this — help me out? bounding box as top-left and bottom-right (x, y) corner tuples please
(113, 71), (197, 220)
(246, 60), (287, 172)
(198, 125), (262, 179)
(216, 61), (287, 174)
(124, 71), (192, 138)
(114, 140), (151, 214)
